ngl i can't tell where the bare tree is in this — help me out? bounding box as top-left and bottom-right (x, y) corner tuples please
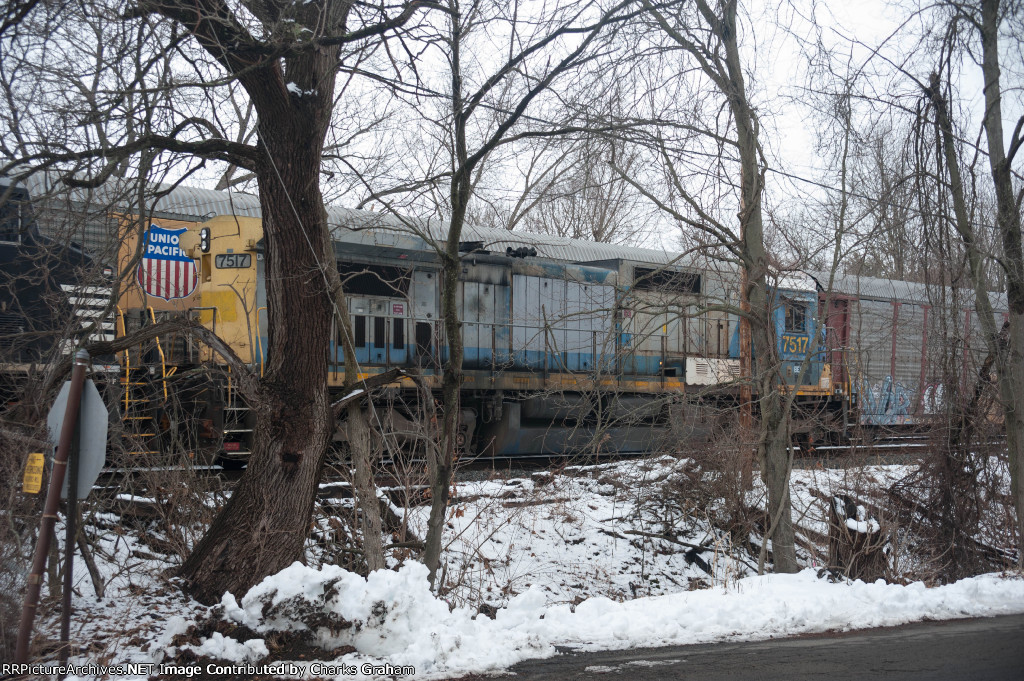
(3, 0), (439, 603)
(349, 0), (644, 587)
(616, 0), (799, 571)
(421, 0), (644, 587)
(918, 0), (1024, 564)
(470, 132), (658, 245)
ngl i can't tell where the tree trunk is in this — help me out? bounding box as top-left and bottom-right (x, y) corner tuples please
(423, 6), (470, 588)
(423, 189), (470, 588)
(178, 67), (338, 604)
(926, 72), (1002, 431)
(324, 229), (388, 574)
(980, 0), (1024, 565)
(348, 403), (386, 572)
(717, 0), (798, 573)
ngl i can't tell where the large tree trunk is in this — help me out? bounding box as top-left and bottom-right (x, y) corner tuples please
(178, 32), (343, 602)
(178, 117), (335, 601)
(980, 0), (1024, 565)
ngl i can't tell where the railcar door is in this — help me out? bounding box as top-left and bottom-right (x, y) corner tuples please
(359, 299), (410, 366)
(412, 269), (438, 368)
(823, 295), (851, 392)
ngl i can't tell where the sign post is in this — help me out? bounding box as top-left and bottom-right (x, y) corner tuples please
(58, 410), (82, 676)
(15, 349), (93, 665)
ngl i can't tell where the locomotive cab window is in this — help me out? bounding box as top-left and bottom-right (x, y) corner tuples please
(354, 316), (366, 348)
(393, 317), (405, 349)
(784, 301), (808, 333)
(632, 267), (701, 294)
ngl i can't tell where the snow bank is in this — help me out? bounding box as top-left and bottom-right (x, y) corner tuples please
(221, 561), (551, 674)
(200, 562), (1024, 678)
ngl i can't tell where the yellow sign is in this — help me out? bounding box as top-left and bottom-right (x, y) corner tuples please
(22, 452), (44, 494)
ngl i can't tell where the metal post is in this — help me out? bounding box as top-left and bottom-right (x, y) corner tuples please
(59, 415), (80, 677)
(15, 348), (90, 664)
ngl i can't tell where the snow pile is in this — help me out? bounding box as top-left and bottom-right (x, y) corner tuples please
(188, 560), (1024, 678)
(183, 632), (269, 663)
(219, 561), (551, 674)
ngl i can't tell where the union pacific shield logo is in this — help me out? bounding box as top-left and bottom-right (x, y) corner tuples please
(137, 225), (199, 300)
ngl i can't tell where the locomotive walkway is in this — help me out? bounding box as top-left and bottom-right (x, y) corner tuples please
(498, 613), (1024, 680)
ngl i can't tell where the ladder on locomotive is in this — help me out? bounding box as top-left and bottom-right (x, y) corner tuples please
(116, 306), (172, 461)
(221, 365), (254, 459)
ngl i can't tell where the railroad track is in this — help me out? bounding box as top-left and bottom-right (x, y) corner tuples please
(88, 432), (1007, 509)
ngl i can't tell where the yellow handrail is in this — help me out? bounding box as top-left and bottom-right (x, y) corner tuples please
(188, 306), (219, 362)
(116, 306), (129, 413)
(147, 307), (168, 402)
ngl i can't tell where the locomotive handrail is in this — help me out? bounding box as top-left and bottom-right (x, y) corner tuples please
(187, 306), (219, 364)
(146, 307), (169, 402)
(116, 306), (129, 413)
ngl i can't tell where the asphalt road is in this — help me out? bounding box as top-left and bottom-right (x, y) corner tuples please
(501, 614), (1024, 680)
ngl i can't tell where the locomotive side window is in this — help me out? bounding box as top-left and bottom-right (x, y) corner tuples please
(374, 316), (386, 347)
(354, 316), (366, 348)
(337, 263), (411, 297)
(785, 301), (807, 333)
(633, 267), (701, 294)
(393, 317), (405, 349)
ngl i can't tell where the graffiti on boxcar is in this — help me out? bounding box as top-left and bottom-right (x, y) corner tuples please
(859, 375), (916, 425)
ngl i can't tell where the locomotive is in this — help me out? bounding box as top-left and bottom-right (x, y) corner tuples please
(118, 208), (746, 459)
(0, 177), (113, 405)
(113, 188), (857, 461)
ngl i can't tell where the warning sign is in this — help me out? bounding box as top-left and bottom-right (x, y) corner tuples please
(23, 452), (44, 494)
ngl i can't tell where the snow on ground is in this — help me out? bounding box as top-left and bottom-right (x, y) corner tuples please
(402, 456), (755, 605)
(28, 457), (1024, 680)
(55, 562), (1024, 681)
(400, 456), (918, 606)
(214, 561), (1024, 677)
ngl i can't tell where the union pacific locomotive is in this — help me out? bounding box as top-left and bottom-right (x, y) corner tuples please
(119, 208), (748, 459)
(4, 180), (1004, 460)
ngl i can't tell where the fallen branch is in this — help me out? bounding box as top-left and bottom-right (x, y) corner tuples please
(330, 368), (412, 418)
